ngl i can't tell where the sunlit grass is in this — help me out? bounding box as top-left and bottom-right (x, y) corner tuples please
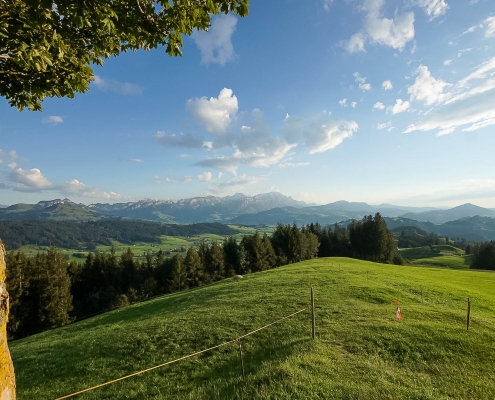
(10, 258), (495, 399)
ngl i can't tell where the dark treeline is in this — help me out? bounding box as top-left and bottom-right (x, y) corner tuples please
(6, 214), (399, 339)
(470, 242), (495, 270)
(0, 220), (238, 250)
(392, 226), (441, 248)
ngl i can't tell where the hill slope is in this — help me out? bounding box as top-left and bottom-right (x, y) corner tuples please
(10, 258), (495, 399)
(400, 203), (495, 224)
(0, 199), (102, 221)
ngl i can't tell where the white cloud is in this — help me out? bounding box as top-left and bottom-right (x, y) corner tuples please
(353, 72), (372, 91)
(180, 154), (191, 158)
(365, 0), (415, 50)
(339, 98), (348, 107)
(484, 16), (495, 37)
(323, 0), (334, 11)
(7, 162), (16, 169)
(9, 150), (18, 160)
(446, 78), (495, 105)
(278, 161), (310, 168)
(373, 101), (386, 110)
(196, 142), (294, 172)
(377, 121), (395, 131)
(0, 149), (3, 164)
(182, 176), (192, 183)
(462, 118), (495, 132)
(191, 14), (237, 65)
(6, 167), (126, 199)
(458, 48), (472, 58)
(387, 99), (411, 114)
(284, 117), (358, 154)
(345, 33), (366, 53)
(194, 108), (296, 172)
(443, 59), (452, 66)
(351, 101), (357, 108)
(408, 65), (452, 105)
(125, 158), (143, 163)
(404, 56), (495, 136)
(198, 172), (213, 182)
(382, 80), (393, 90)
(459, 56), (495, 87)
(463, 25), (479, 35)
(8, 168), (54, 192)
(344, 0), (415, 53)
(155, 131), (205, 148)
(42, 115), (64, 124)
(186, 88), (238, 134)
(404, 93), (495, 135)
(417, 0), (449, 20)
(93, 76), (143, 95)
(208, 174), (260, 195)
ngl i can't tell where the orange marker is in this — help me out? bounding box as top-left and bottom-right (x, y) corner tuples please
(394, 300), (402, 321)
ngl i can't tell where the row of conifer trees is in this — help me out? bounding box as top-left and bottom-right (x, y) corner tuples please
(6, 213), (399, 339)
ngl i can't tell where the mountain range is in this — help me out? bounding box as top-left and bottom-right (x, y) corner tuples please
(0, 193), (494, 226)
(0, 193), (495, 242)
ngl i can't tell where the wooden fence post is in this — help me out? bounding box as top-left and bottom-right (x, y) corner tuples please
(466, 298), (471, 331)
(311, 287), (315, 340)
(237, 338), (245, 380)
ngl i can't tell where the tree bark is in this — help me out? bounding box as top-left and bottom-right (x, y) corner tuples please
(0, 239), (16, 399)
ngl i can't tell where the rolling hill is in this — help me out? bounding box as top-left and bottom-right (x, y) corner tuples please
(400, 203), (495, 224)
(10, 258), (495, 399)
(0, 199), (102, 221)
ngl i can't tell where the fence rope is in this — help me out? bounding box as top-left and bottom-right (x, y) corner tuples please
(55, 307), (307, 399)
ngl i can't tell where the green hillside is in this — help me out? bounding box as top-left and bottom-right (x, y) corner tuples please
(399, 245), (472, 269)
(10, 258), (495, 399)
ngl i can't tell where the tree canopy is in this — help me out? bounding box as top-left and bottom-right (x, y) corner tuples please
(0, 0), (249, 111)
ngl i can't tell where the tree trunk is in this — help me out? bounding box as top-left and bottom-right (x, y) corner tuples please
(0, 240), (16, 399)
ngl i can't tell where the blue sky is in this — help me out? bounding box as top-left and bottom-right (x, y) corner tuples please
(1, 0), (495, 208)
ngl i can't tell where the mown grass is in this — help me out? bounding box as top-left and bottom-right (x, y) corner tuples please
(10, 258), (495, 399)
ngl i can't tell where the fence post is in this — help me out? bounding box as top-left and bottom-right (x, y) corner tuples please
(236, 338), (245, 380)
(311, 287), (316, 340)
(466, 298), (471, 331)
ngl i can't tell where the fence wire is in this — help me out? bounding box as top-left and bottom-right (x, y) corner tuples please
(55, 307), (307, 400)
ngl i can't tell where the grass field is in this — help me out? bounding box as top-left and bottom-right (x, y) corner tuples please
(10, 258), (495, 399)
(399, 245), (472, 269)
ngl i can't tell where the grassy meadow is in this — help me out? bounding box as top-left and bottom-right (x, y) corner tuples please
(399, 245), (472, 270)
(9, 257), (495, 399)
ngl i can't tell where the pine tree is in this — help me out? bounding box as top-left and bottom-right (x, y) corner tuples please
(204, 242), (225, 281)
(170, 254), (187, 291)
(184, 247), (203, 288)
(261, 233), (277, 269)
(37, 245), (73, 329)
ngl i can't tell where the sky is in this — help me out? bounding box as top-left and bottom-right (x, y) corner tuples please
(1, 0), (495, 208)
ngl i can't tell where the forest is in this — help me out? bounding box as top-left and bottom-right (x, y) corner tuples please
(5, 213), (401, 340)
(470, 241), (495, 271)
(0, 220), (238, 250)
